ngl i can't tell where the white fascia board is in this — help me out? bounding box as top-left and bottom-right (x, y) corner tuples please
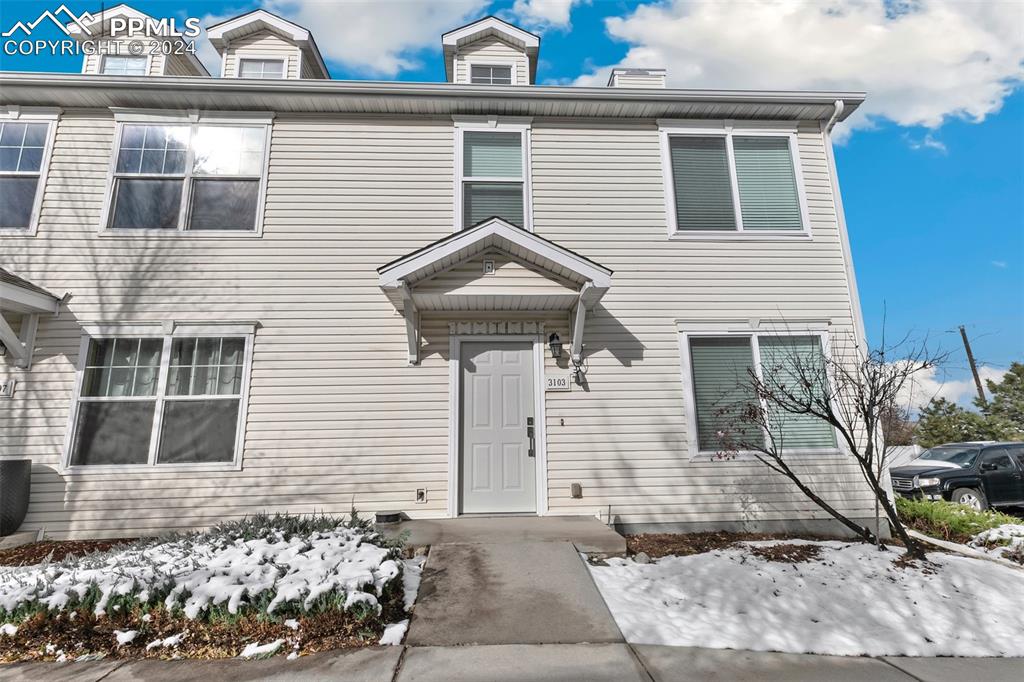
(0, 283), (59, 314)
(207, 10), (310, 44)
(441, 17), (539, 49)
(378, 219), (612, 289)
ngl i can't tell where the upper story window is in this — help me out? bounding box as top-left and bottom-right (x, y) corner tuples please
(102, 55), (148, 76)
(456, 121), (531, 230)
(104, 113), (271, 235)
(238, 58), (285, 79)
(470, 65), (512, 85)
(0, 113), (56, 234)
(660, 123), (810, 238)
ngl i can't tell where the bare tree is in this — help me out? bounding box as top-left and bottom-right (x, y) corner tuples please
(714, 331), (946, 560)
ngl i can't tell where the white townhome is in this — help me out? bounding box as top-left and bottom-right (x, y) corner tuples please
(0, 7), (872, 539)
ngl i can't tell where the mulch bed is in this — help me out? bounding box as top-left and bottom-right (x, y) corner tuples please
(748, 543), (823, 563)
(0, 539), (136, 567)
(0, 607), (383, 662)
(627, 531), (803, 559)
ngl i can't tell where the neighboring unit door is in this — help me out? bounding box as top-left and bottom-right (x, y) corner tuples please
(978, 448), (1020, 506)
(460, 341), (536, 514)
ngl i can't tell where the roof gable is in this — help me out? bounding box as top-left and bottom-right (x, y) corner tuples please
(207, 9), (330, 79)
(442, 16), (539, 84)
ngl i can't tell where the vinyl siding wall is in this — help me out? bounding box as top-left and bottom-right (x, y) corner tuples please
(0, 109), (872, 538)
(454, 36), (530, 85)
(222, 31), (300, 79)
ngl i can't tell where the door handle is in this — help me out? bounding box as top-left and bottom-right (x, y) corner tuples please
(527, 417), (535, 457)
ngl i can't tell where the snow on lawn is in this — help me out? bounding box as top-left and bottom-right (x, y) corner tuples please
(590, 540), (1024, 657)
(970, 524), (1024, 563)
(378, 554), (426, 646)
(0, 522), (400, 621)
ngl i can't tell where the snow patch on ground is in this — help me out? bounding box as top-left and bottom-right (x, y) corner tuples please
(239, 639), (285, 659)
(379, 619), (408, 646)
(590, 540), (1024, 657)
(0, 526), (400, 620)
(970, 524), (1024, 561)
(114, 629), (138, 645)
(145, 632), (185, 650)
(402, 556), (425, 611)
(1, 623), (17, 636)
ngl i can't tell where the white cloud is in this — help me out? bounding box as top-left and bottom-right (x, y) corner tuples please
(199, 1), (488, 77)
(899, 365), (1007, 411)
(992, 260), (1008, 269)
(575, 1), (1024, 138)
(904, 132), (947, 154)
(511, 0), (589, 30)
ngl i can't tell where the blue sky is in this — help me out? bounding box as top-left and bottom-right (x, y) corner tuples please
(2, 0), (1022, 405)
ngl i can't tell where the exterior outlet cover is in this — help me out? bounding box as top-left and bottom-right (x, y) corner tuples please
(0, 379), (15, 398)
(416, 488), (427, 503)
(570, 482), (583, 499)
(482, 260), (495, 275)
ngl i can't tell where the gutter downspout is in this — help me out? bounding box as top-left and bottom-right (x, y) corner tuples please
(822, 99), (868, 352)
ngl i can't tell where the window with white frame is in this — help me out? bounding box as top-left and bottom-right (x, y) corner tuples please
(102, 55), (148, 75)
(69, 333), (252, 468)
(0, 119), (52, 231)
(459, 128), (527, 229)
(685, 333), (837, 453)
(238, 58), (285, 79)
(470, 64), (512, 85)
(663, 126), (807, 235)
(107, 118), (269, 232)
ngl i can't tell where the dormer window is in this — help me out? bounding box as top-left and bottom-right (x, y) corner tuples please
(442, 17), (539, 85)
(101, 56), (148, 76)
(238, 58), (285, 79)
(470, 65), (512, 85)
(207, 10), (330, 80)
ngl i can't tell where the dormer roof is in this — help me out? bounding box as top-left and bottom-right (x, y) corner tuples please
(207, 9), (330, 79)
(65, 4), (208, 77)
(442, 16), (540, 84)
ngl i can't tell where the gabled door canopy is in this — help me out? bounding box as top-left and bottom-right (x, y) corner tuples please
(378, 218), (612, 365)
(0, 267), (61, 369)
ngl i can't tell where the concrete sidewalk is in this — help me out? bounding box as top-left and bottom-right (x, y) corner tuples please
(6, 644), (1022, 681)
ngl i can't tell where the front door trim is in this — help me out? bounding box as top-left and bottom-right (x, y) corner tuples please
(448, 334), (548, 518)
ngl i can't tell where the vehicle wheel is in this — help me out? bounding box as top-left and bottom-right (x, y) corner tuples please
(951, 487), (988, 511)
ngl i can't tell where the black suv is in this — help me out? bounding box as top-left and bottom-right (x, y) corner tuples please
(890, 442), (1024, 510)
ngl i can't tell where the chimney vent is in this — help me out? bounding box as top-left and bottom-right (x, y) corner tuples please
(607, 68), (666, 89)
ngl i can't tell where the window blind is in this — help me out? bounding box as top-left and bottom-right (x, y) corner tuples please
(757, 336), (837, 448)
(689, 337), (761, 451)
(669, 136), (736, 231)
(464, 182), (524, 228)
(464, 131), (522, 177)
(732, 136), (803, 231)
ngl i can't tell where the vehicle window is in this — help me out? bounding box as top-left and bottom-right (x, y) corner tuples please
(981, 451), (1013, 471)
(918, 446), (980, 467)
(1001, 445), (1024, 470)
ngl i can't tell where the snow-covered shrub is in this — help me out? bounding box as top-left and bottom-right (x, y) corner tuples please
(0, 513), (404, 623)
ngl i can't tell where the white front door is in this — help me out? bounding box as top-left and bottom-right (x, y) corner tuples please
(460, 341), (537, 514)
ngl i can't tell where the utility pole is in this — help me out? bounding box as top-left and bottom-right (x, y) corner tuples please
(959, 325), (987, 407)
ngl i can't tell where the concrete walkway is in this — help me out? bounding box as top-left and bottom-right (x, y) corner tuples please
(6, 644), (1023, 681)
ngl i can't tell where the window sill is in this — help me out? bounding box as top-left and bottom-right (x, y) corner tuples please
(61, 462), (242, 475)
(688, 448), (844, 462)
(0, 228), (38, 236)
(98, 229), (263, 239)
(669, 231), (812, 242)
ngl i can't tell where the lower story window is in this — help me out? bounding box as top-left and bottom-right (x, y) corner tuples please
(687, 333), (837, 453)
(69, 333), (251, 468)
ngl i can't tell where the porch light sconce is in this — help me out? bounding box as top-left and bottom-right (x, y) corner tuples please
(548, 332), (563, 359)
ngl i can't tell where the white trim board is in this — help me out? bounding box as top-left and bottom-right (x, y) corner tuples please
(447, 334), (549, 518)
